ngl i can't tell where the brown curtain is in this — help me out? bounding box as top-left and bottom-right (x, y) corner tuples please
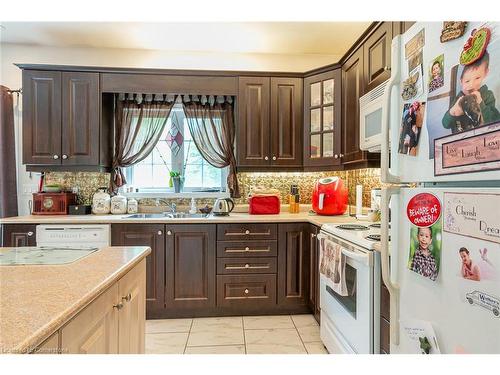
(182, 95), (240, 198)
(111, 94), (176, 191)
(0, 86), (18, 218)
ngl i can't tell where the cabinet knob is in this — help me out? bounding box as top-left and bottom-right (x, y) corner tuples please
(245, 247), (250, 251)
(122, 293), (132, 302)
(334, 154), (339, 159)
(27, 231), (33, 237)
(245, 230), (250, 235)
(244, 289), (249, 294)
(272, 156), (277, 161)
(245, 264), (250, 268)
(157, 230), (163, 235)
(167, 230), (172, 236)
(113, 302), (124, 310)
(264, 156), (269, 161)
(62, 154), (68, 160)
(311, 233), (316, 238)
(53, 155), (59, 160)
(340, 153), (344, 158)
(384, 66), (391, 71)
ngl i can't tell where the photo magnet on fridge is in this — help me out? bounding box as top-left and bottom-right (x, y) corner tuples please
(398, 101), (427, 156)
(426, 23), (500, 159)
(401, 319), (441, 354)
(428, 54), (445, 94)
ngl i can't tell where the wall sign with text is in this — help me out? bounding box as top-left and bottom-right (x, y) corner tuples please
(434, 122), (500, 176)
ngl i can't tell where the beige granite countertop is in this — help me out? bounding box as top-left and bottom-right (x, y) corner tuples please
(0, 246), (151, 354)
(0, 211), (368, 227)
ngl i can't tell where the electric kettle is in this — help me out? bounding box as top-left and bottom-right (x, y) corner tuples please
(212, 198), (235, 216)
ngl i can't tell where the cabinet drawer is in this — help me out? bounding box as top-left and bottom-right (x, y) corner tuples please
(217, 224), (277, 241)
(216, 240), (277, 257)
(380, 317), (390, 354)
(217, 257), (277, 275)
(217, 274), (276, 308)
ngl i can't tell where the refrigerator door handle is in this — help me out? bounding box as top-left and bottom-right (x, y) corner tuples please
(381, 35), (402, 184)
(381, 187), (401, 345)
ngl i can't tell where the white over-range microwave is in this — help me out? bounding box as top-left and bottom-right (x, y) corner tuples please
(359, 80), (389, 153)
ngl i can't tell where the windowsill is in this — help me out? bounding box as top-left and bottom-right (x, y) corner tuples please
(123, 191), (231, 199)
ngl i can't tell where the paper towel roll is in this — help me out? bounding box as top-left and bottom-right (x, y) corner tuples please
(356, 185), (363, 216)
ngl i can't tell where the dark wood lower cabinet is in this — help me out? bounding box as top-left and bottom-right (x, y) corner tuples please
(165, 224), (216, 313)
(380, 278), (391, 353)
(111, 224), (165, 318)
(217, 274), (277, 309)
(1, 224), (37, 247)
(308, 224), (321, 323)
(277, 223), (309, 310)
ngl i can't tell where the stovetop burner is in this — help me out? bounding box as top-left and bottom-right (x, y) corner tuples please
(365, 234), (381, 241)
(336, 224), (370, 231)
(369, 223), (381, 228)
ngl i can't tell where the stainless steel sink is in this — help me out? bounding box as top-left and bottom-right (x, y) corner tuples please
(125, 213), (210, 219)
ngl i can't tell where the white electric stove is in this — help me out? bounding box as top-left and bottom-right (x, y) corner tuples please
(318, 222), (382, 354)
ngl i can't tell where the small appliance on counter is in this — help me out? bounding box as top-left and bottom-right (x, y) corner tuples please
(32, 192), (76, 215)
(312, 177), (348, 215)
(212, 198), (235, 216)
(68, 205), (92, 215)
(249, 188), (281, 215)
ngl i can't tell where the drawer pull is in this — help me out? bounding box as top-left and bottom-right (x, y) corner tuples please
(122, 293), (132, 302)
(245, 247), (250, 251)
(245, 230), (250, 235)
(225, 264), (270, 270)
(244, 289), (249, 294)
(245, 264), (250, 268)
(113, 302), (124, 310)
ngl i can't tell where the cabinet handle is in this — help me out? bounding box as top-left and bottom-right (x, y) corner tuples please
(245, 264), (250, 268)
(62, 154), (68, 160)
(226, 264), (269, 270)
(122, 293), (132, 302)
(157, 230), (163, 235)
(245, 247), (250, 251)
(340, 153), (344, 158)
(167, 230), (172, 236)
(264, 156), (269, 161)
(53, 155), (59, 160)
(113, 302), (124, 310)
(244, 289), (249, 295)
(272, 156), (277, 161)
(27, 231), (33, 237)
(244, 230), (250, 235)
(311, 233), (316, 238)
(384, 66), (391, 71)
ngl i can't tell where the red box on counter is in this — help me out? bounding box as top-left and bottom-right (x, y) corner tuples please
(248, 195), (281, 215)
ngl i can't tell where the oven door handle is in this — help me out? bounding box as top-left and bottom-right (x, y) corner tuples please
(341, 248), (370, 266)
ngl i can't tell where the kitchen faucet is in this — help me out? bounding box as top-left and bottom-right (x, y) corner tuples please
(166, 202), (177, 214)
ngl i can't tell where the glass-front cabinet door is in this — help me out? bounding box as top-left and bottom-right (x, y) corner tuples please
(303, 69), (342, 169)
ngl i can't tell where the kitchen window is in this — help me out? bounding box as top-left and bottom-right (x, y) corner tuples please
(124, 103), (229, 193)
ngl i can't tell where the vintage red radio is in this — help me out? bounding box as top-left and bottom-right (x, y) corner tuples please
(32, 193), (77, 215)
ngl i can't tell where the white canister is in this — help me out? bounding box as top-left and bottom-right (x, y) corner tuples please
(111, 193), (128, 214)
(127, 197), (138, 214)
(92, 188), (111, 215)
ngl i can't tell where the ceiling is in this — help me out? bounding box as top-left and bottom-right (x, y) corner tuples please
(0, 22), (371, 58)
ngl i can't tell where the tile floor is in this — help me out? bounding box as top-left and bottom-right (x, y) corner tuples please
(145, 314), (328, 354)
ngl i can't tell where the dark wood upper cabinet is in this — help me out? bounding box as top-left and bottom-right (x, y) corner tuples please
(22, 70), (62, 165)
(277, 223), (309, 308)
(1, 224), (37, 247)
(165, 224), (216, 311)
(111, 224), (165, 317)
(62, 72), (100, 165)
(303, 69), (342, 170)
(342, 47), (365, 165)
(270, 77), (303, 167)
(363, 22), (393, 92)
(237, 76), (271, 168)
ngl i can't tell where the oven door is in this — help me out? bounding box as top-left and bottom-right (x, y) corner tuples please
(319, 232), (374, 353)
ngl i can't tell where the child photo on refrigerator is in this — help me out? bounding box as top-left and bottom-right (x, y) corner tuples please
(459, 247), (481, 281)
(408, 224), (442, 281)
(428, 55), (444, 93)
(398, 101), (426, 156)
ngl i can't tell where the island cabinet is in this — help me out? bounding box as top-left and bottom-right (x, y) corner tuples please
(1, 224), (37, 247)
(303, 69), (342, 170)
(56, 258), (146, 354)
(165, 224), (216, 314)
(111, 224), (165, 318)
(237, 76), (303, 169)
(21, 69), (111, 171)
(277, 223), (310, 312)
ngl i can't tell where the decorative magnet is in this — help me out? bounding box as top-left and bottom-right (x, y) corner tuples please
(440, 22), (467, 43)
(465, 290), (500, 317)
(407, 193), (441, 227)
(460, 27), (491, 65)
(419, 336), (432, 354)
(401, 71), (419, 100)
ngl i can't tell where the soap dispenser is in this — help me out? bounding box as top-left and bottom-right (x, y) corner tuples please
(189, 198), (197, 214)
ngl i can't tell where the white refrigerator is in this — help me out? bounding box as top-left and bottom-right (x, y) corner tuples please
(380, 21), (500, 354)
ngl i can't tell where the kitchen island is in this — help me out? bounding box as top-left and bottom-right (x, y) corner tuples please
(0, 246), (151, 354)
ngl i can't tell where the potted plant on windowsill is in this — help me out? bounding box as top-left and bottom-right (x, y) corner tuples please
(169, 171), (184, 193)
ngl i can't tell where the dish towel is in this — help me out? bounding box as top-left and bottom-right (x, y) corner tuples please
(319, 236), (348, 296)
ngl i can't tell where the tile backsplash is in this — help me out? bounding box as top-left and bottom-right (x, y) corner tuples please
(44, 168), (381, 209)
